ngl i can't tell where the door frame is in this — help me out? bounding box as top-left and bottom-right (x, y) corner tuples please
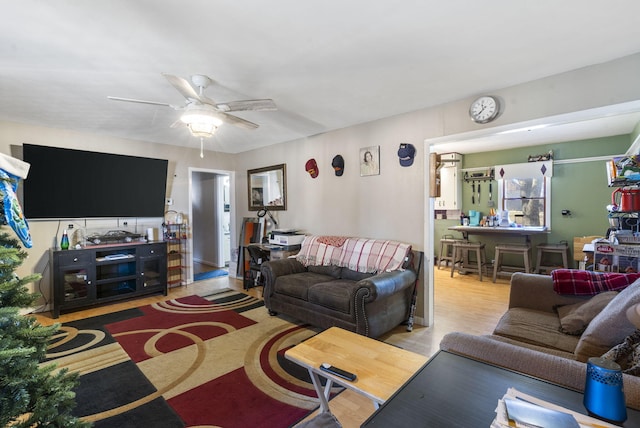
(188, 167), (236, 283)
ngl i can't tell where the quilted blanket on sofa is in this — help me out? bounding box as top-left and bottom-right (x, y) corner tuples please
(338, 238), (410, 273)
(295, 235), (411, 273)
(551, 269), (640, 295)
(295, 235), (344, 266)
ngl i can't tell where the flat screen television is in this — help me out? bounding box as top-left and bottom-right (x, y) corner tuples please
(22, 144), (168, 219)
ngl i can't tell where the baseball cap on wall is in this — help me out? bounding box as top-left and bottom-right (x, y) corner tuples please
(398, 143), (416, 167)
(331, 155), (344, 176)
(305, 158), (319, 178)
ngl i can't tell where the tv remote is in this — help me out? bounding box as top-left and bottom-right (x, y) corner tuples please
(320, 363), (357, 381)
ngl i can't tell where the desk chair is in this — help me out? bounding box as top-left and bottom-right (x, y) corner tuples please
(244, 245), (270, 289)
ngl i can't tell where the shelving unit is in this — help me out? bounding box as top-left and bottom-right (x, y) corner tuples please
(165, 223), (187, 288)
(51, 242), (167, 318)
(598, 155), (640, 272)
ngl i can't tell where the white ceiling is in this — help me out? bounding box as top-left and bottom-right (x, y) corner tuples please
(2, 1), (640, 154)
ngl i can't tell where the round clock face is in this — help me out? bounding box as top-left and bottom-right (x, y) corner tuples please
(469, 96), (500, 124)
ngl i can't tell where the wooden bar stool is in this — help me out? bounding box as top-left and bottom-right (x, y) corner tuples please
(450, 241), (488, 281)
(492, 243), (532, 283)
(438, 235), (464, 269)
(535, 242), (570, 274)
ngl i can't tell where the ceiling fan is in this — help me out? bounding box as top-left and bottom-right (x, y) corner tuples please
(108, 73), (277, 156)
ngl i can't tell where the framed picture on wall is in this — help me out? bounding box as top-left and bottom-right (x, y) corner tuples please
(360, 145), (380, 176)
(247, 163), (287, 211)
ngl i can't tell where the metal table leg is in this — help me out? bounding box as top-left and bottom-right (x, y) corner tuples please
(308, 369), (334, 413)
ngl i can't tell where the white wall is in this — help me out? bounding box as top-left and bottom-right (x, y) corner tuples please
(234, 110), (433, 243)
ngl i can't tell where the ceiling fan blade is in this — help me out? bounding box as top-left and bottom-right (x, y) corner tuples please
(216, 99), (277, 112)
(198, 94), (218, 106)
(107, 96), (180, 109)
(219, 112), (259, 129)
(162, 73), (202, 102)
(170, 118), (185, 129)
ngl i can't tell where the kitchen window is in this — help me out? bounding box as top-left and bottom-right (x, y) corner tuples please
(496, 161), (553, 228)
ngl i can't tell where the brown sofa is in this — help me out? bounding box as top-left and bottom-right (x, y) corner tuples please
(260, 251), (417, 338)
(440, 332), (640, 410)
(491, 272), (640, 361)
(440, 272), (640, 409)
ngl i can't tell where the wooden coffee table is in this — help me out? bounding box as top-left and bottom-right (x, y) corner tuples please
(285, 327), (428, 413)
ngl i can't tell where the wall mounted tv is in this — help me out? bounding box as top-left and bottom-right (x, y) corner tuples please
(22, 144), (168, 219)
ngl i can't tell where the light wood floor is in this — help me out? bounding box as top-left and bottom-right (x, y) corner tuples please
(32, 266), (511, 427)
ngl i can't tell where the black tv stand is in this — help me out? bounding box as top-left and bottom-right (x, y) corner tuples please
(50, 242), (167, 318)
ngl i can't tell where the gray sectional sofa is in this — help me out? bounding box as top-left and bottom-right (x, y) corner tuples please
(261, 258), (416, 338)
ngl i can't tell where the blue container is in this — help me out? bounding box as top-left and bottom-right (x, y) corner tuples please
(584, 357), (627, 423)
(468, 210), (481, 226)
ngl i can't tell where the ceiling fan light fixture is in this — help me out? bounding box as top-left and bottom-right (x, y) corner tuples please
(187, 122), (217, 138)
(180, 104), (224, 137)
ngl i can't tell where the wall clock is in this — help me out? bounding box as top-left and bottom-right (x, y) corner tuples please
(469, 95), (501, 124)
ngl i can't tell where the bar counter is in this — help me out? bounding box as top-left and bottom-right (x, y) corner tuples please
(448, 225), (548, 243)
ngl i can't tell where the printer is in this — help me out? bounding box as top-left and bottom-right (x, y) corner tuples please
(268, 230), (305, 246)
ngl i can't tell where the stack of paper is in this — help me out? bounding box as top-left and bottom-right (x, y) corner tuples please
(491, 388), (619, 428)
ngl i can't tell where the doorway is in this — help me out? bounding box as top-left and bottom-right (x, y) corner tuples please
(189, 168), (234, 282)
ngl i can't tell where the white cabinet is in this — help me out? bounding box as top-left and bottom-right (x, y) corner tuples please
(435, 153), (461, 210)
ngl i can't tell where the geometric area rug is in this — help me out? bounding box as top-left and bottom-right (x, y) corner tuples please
(44, 291), (340, 428)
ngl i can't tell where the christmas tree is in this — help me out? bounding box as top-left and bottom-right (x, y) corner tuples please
(0, 153), (89, 427)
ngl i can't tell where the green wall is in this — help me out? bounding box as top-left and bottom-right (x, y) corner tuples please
(435, 135), (632, 269)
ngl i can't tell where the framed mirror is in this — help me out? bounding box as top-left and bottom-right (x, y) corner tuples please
(247, 163), (287, 211)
